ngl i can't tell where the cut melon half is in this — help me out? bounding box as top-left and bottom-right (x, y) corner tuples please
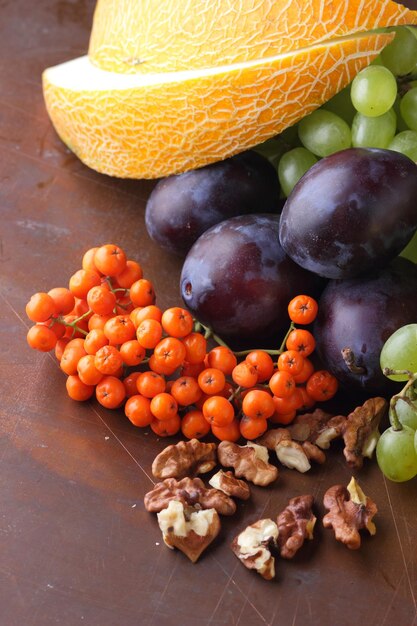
(88, 0), (417, 74)
(43, 31), (395, 179)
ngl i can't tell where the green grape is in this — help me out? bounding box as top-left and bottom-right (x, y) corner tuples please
(380, 324), (417, 381)
(376, 425), (417, 482)
(381, 26), (417, 76)
(389, 130), (417, 161)
(415, 429), (417, 455)
(400, 229), (417, 263)
(322, 86), (356, 124)
(351, 109), (396, 148)
(298, 110), (351, 157)
(395, 398), (417, 431)
(253, 136), (288, 168)
(278, 147), (318, 197)
(350, 66), (397, 117)
(400, 87), (417, 131)
(393, 97), (410, 132)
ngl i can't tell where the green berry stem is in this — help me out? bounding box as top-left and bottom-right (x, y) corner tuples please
(194, 319), (295, 357)
(56, 309), (92, 337)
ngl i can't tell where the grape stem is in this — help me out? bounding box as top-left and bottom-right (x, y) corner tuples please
(387, 370), (417, 431)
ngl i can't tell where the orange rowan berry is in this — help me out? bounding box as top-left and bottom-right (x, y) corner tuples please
(88, 313), (113, 332)
(231, 361), (258, 388)
(206, 346), (237, 375)
(239, 415), (268, 440)
(125, 394), (153, 427)
(82, 247), (100, 273)
(198, 368), (226, 395)
(66, 375), (95, 401)
(202, 396), (234, 427)
(136, 371), (166, 398)
(87, 285), (117, 316)
(84, 329), (108, 355)
(96, 376), (126, 409)
(150, 414), (181, 437)
(269, 370), (296, 398)
(122, 372), (142, 398)
(292, 358), (315, 384)
(242, 389), (275, 420)
(60, 338), (87, 375)
(211, 418), (241, 442)
(153, 337), (186, 370)
(47, 287), (75, 316)
(136, 318), (163, 349)
(306, 370), (338, 402)
(130, 279), (156, 307)
(130, 305), (162, 328)
(245, 350), (274, 383)
(104, 315), (136, 344)
(288, 295), (318, 325)
(286, 329), (316, 357)
(277, 350), (304, 376)
(181, 332), (207, 364)
(69, 269), (101, 300)
(77, 354), (104, 386)
(27, 324), (57, 352)
(119, 340), (146, 366)
(94, 244), (127, 276)
(181, 410), (211, 439)
(94, 345), (123, 375)
(115, 260), (143, 289)
(161, 307), (194, 338)
(170, 376), (202, 406)
(26, 292), (56, 322)
(150, 393), (178, 421)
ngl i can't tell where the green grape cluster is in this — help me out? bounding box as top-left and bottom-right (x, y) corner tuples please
(377, 324), (417, 482)
(255, 25), (417, 200)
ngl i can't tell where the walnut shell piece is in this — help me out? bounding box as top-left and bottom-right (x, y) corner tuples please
(157, 500), (221, 563)
(342, 397), (387, 468)
(208, 470), (251, 500)
(257, 428), (325, 473)
(144, 477), (236, 515)
(217, 441), (278, 486)
(231, 519), (278, 580)
(288, 409), (347, 449)
(322, 477), (377, 550)
(277, 495), (316, 559)
(151, 439), (217, 479)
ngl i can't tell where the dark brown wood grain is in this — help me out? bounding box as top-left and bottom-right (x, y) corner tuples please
(1, 2), (417, 625)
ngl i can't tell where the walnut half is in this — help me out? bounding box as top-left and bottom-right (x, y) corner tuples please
(144, 477), (236, 515)
(231, 519), (278, 580)
(157, 500), (221, 562)
(208, 470), (250, 500)
(277, 495), (316, 559)
(322, 477), (377, 550)
(217, 441), (278, 486)
(152, 439), (217, 479)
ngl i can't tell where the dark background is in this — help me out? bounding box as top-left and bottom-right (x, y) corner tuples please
(1, 2), (417, 625)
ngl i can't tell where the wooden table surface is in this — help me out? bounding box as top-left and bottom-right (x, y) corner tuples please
(1, 1), (417, 625)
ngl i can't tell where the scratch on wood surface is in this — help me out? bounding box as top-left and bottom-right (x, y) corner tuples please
(0, 285), (155, 487)
(382, 475), (416, 614)
(90, 404), (155, 486)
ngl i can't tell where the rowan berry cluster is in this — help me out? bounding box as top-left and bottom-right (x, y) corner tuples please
(25, 244), (338, 442)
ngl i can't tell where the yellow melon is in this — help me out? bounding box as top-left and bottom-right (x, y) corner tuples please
(88, 0), (417, 73)
(42, 0), (417, 179)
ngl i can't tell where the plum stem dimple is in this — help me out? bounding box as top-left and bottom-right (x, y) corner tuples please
(341, 347), (366, 375)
